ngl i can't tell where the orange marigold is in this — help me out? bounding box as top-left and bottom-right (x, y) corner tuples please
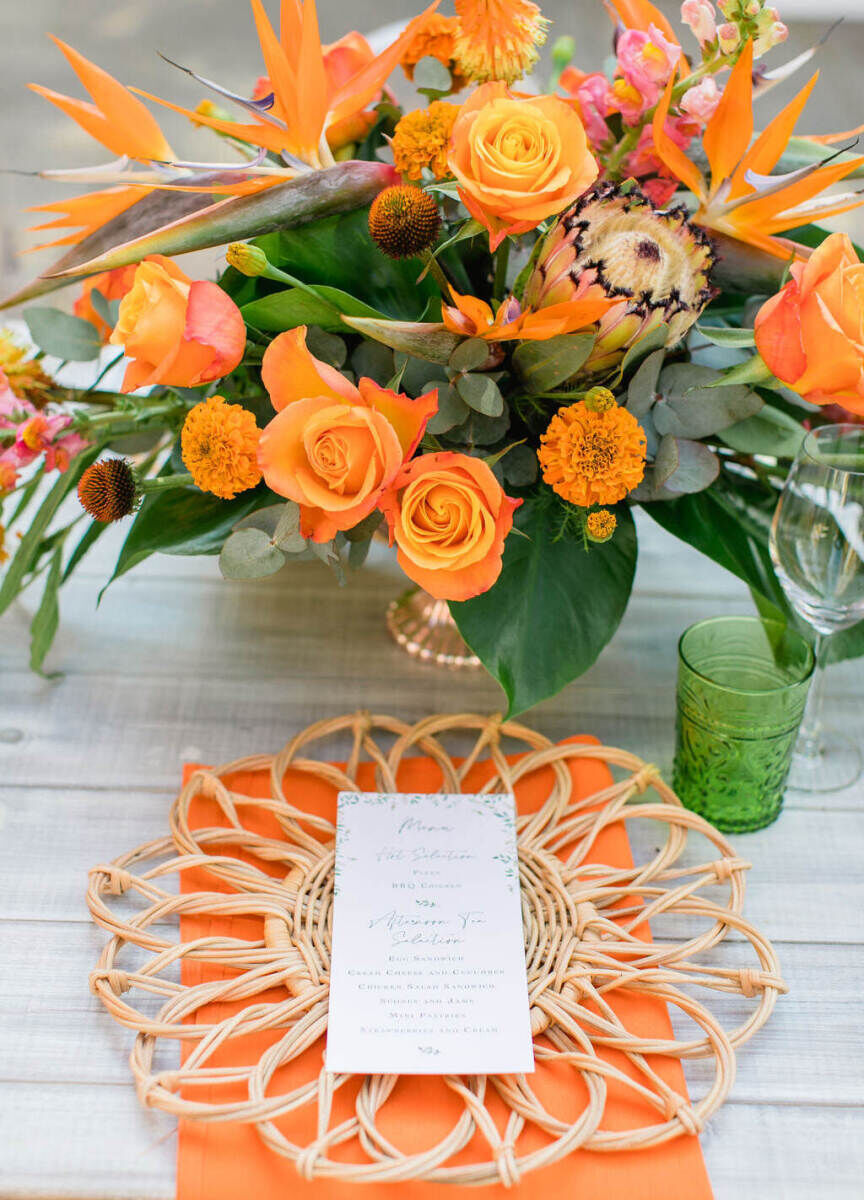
(181, 396), (262, 500)
(585, 508), (617, 543)
(401, 13), (466, 89)
(453, 0), (549, 85)
(392, 102), (459, 181)
(538, 401), (646, 507)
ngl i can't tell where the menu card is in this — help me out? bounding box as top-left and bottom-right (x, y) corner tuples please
(325, 791), (534, 1075)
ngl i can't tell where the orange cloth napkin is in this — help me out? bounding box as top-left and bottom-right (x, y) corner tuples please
(178, 738), (713, 1200)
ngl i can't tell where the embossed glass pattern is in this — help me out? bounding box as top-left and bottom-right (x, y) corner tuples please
(673, 617), (814, 833)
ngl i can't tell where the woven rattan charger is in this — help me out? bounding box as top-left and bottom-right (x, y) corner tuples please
(87, 712), (786, 1187)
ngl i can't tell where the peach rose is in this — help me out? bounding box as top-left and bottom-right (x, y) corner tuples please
(257, 327), (438, 542)
(755, 233), (864, 415)
(110, 258), (246, 393)
(379, 452), (521, 601)
(74, 257), (170, 343)
(448, 82), (598, 251)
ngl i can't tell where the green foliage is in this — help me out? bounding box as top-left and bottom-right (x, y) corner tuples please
(29, 548), (62, 676)
(107, 479), (277, 590)
(450, 493), (637, 716)
(24, 308), (102, 362)
(513, 333), (595, 393)
(254, 207), (439, 321)
(241, 286), (385, 333)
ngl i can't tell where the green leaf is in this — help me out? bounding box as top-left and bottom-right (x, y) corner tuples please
(652, 436), (720, 494)
(450, 495), (637, 716)
(0, 447), (101, 617)
(456, 374), (504, 417)
(695, 323), (756, 348)
(617, 322), (669, 379)
(654, 363), (763, 437)
(107, 481), (277, 589)
(351, 340), (394, 385)
(241, 285), (384, 333)
(426, 385), (470, 434)
(342, 317), (460, 364)
(719, 405), (807, 458)
(513, 333), (595, 393)
(24, 308), (102, 361)
(29, 547), (63, 676)
(255, 205), (438, 320)
(705, 355), (773, 388)
(88, 289), (121, 328)
(501, 443), (539, 486)
(219, 528), (286, 579)
(641, 473), (789, 614)
(413, 55), (452, 94)
(62, 519), (109, 582)
(449, 338), (490, 373)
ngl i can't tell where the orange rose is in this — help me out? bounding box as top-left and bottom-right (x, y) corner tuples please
(73, 257), (170, 343)
(755, 233), (864, 415)
(257, 327), (438, 542)
(110, 259), (245, 393)
(379, 452), (521, 601)
(447, 82), (598, 251)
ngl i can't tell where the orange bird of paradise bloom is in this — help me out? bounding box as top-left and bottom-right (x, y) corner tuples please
(652, 39), (864, 260)
(442, 290), (616, 341)
(25, 0), (438, 250)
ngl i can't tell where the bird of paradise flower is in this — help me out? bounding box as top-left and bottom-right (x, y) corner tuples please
(651, 39), (864, 261)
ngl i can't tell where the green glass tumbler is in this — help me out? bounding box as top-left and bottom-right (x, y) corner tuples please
(673, 616), (815, 833)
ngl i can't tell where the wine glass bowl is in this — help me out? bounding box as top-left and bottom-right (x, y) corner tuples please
(769, 424), (864, 792)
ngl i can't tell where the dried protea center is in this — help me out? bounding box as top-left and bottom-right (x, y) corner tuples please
(524, 182), (717, 376)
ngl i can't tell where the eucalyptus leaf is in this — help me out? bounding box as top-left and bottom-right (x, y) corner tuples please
(719, 405), (807, 458)
(449, 409), (511, 446)
(617, 323), (669, 378)
(348, 538), (372, 569)
(88, 290), (121, 329)
(513, 333), (595, 392)
(219, 528), (286, 579)
(305, 326), (347, 368)
(653, 436), (720, 494)
(426, 385), (470, 433)
(449, 338), (490, 373)
(24, 308), (102, 362)
(501, 443), (539, 486)
(654, 363), (763, 437)
(456, 374), (504, 417)
(351, 340), (394, 385)
(413, 55), (452, 94)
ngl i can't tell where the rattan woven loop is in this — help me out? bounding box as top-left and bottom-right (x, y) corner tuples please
(87, 711), (786, 1186)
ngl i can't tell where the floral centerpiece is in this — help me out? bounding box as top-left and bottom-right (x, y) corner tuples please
(1, 0), (863, 714)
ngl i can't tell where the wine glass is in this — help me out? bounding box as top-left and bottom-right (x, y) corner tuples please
(769, 423), (864, 792)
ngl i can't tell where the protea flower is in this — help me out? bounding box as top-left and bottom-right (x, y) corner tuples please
(522, 182), (716, 376)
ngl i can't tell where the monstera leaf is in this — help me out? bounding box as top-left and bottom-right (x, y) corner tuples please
(1, 161), (399, 309)
(450, 494), (638, 716)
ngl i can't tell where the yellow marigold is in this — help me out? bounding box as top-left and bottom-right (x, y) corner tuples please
(392, 102), (460, 181)
(538, 400), (646, 507)
(181, 396), (262, 500)
(586, 508), (617, 543)
(401, 13), (466, 89)
(453, 0), (550, 85)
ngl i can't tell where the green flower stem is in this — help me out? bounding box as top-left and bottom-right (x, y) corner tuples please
(493, 239), (511, 302)
(73, 402), (181, 431)
(260, 263), (341, 313)
(139, 471), (194, 494)
(418, 249), (454, 304)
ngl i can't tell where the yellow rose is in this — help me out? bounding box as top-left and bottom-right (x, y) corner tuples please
(448, 82), (598, 250)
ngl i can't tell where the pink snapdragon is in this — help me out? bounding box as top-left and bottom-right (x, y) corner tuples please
(562, 68), (615, 147)
(679, 76), (721, 124)
(614, 24), (680, 116)
(681, 0), (717, 47)
(13, 413), (88, 473)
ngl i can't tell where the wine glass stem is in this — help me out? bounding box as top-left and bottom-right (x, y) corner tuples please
(796, 633), (828, 762)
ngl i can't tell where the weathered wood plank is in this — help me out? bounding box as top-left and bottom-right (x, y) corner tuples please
(1, 1081), (861, 1200)
(1, 926), (859, 1108)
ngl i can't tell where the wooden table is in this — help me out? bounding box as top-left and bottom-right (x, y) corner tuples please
(1, 511), (862, 1199)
